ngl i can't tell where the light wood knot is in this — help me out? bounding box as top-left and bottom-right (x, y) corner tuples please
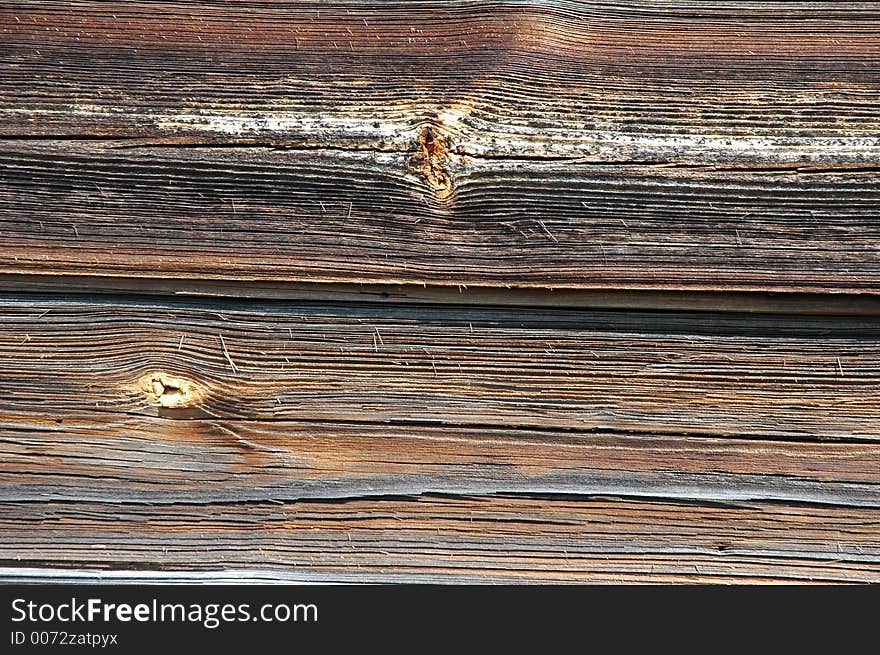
(138, 372), (201, 408)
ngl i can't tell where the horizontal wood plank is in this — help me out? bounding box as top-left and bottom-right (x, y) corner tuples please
(3, 1), (879, 160)
(2, 294), (880, 439)
(4, 414), (879, 506)
(1, 2), (879, 292)
(2, 497), (878, 583)
(2, 141), (880, 292)
(1, 294), (879, 509)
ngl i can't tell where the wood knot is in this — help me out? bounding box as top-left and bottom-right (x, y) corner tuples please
(138, 372), (201, 408)
(410, 124), (454, 201)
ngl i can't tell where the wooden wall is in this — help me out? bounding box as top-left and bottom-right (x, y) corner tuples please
(1, 1), (879, 583)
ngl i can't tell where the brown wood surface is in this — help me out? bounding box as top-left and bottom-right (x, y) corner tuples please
(2, 497), (878, 583)
(1, 295), (879, 581)
(1, 1), (879, 291)
(1, 1), (879, 583)
(2, 295), (880, 440)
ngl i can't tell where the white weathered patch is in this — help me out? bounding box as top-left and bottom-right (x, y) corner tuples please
(6, 103), (880, 165)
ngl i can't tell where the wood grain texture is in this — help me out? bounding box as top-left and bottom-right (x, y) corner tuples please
(1, 295), (878, 514)
(1, 1), (879, 292)
(2, 140), (880, 291)
(3, 1), (879, 156)
(4, 414), (880, 506)
(2, 1), (880, 584)
(2, 294), (879, 441)
(6, 275), (880, 316)
(2, 497), (878, 583)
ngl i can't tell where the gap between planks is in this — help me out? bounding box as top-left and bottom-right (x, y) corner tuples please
(2, 277), (880, 315)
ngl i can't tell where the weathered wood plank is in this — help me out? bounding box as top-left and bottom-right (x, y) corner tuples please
(4, 411), (880, 506)
(1, 2), (879, 292)
(5, 275), (880, 316)
(2, 295), (879, 440)
(2, 0), (880, 585)
(1, 497), (878, 583)
(3, 1), (879, 159)
(2, 141), (879, 291)
(1, 294), (879, 508)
